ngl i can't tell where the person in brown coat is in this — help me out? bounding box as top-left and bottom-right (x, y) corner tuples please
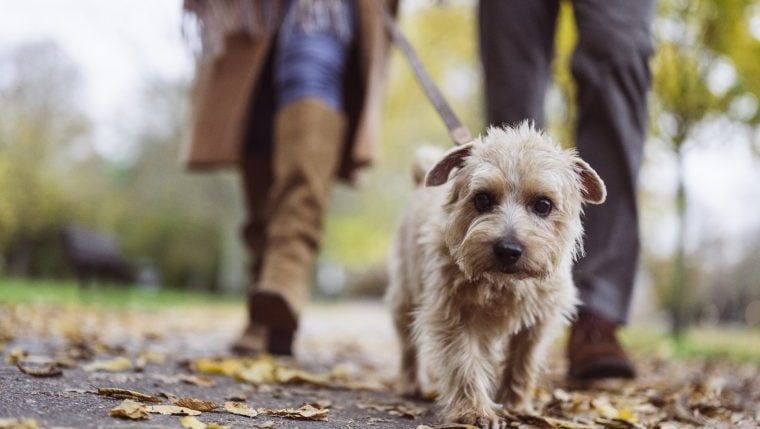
(183, 0), (397, 355)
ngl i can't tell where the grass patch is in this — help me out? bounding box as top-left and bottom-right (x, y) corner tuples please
(621, 325), (760, 364)
(0, 277), (240, 308)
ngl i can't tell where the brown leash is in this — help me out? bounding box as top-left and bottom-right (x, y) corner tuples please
(375, 2), (473, 146)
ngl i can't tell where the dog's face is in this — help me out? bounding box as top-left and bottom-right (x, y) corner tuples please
(425, 124), (606, 282)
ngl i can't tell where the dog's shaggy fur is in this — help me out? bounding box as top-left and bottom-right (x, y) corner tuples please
(387, 123), (606, 428)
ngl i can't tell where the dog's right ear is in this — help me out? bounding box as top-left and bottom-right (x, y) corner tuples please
(424, 143), (473, 187)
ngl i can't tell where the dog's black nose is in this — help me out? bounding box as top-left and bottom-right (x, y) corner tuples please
(493, 240), (523, 266)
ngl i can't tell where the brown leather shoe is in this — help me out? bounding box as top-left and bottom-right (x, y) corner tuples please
(567, 308), (636, 380)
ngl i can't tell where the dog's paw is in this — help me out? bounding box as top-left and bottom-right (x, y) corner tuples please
(502, 396), (535, 415)
(451, 411), (507, 429)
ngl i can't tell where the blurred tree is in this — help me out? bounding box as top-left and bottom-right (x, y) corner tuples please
(0, 41), (244, 290)
(649, 0), (760, 335)
(99, 78), (244, 290)
(0, 41), (91, 276)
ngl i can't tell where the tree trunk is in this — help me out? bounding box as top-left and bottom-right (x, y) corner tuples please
(671, 148), (688, 337)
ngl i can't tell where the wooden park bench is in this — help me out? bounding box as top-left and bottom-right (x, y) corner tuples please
(61, 226), (135, 287)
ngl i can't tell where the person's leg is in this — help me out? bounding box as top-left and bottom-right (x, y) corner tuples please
(232, 52), (276, 355)
(568, 0), (655, 379)
(479, 0), (560, 128)
(244, 0), (355, 356)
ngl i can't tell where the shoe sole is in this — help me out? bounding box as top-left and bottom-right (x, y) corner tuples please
(248, 290), (298, 356)
(569, 357), (637, 380)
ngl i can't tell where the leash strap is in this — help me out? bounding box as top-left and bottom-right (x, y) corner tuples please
(375, 2), (473, 146)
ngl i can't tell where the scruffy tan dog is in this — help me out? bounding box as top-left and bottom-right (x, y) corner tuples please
(387, 123), (606, 428)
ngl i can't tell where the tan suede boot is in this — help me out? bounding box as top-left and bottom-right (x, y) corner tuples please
(246, 98), (346, 355)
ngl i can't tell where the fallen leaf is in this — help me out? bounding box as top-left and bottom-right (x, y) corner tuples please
(179, 416), (229, 429)
(84, 357), (132, 372)
(513, 414), (595, 429)
(274, 366), (331, 386)
(224, 401), (258, 417)
(65, 388), (96, 394)
(5, 348), (28, 364)
(135, 351), (166, 367)
(180, 416), (207, 429)
(172, 397), (220, 412)
(179, 374), (217, 387)
(234, 358), (278, 384)
(261, 403), (329, 421)
(417, 424), (479, 429)
(308, 399), (332, 409)
(593, 417), (644, 429)
(616, 407), (638, 423)
(145, 405), (201, 416)
(591, 397), (619, 419)
(193, 357), (245, 377)
(253, 422), (275, 429)
(358, 401), (427, 419)
(97, 387), (162, 403)
(108, 399), (150, 420)
(0, 418), (38, 429)
(16, 362), (62, 377)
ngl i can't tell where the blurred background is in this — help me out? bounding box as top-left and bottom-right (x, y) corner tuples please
(0, 0), (759, 338)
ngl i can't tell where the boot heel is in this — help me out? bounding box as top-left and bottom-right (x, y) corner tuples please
(248, 290), (298, 355)
(268, 327), (295, 355)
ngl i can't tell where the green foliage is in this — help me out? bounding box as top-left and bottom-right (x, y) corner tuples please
(0, 43), (241, 289)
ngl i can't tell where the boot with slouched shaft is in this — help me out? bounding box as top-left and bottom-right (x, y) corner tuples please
(232, 98), (346, 356)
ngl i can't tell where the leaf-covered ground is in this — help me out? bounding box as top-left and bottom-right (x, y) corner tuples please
(0, 299), (758, 428)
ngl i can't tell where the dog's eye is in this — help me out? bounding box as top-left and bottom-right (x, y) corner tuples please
(473, 192), (494, 212)
(532, 197), (553, 217)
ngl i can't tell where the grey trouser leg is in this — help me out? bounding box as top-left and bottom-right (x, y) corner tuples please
(479, 0), (655, 323)
(479, 0), (559, 128)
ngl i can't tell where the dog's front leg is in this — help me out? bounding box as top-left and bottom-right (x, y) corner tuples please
(496, 318), (555, 414)
(422, 309), (504, 427)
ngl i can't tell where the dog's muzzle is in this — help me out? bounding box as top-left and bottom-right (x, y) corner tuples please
(493, 238), (523, 272)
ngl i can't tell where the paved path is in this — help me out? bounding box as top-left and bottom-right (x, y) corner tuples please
(1, 300), (758, 428)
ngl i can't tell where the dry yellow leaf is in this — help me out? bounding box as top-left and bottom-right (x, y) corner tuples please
(234, 358), (277, 384)
(145, 405), (201, 416)
(135, 351), (166, 368)
(84, 356), (132, 372)
(592, 397), (619, 419)
(617, 407), (638, 423)
(108, 399), (150, 420)
(180, 416), (207, 429)
(253, 422), (275, 429)
(193, 357), (244, 377)
(178, 374), (217, 387)
(275, 366), (331, 386)
(97, 387), (162, 403)
(0, 418), (39, 429)
(5, 348), (28, 365)
(173, 397), (220, 412)
(179, 416), (229, 429)
(224, 401), (258, 417)
(261, 403), (329, 421)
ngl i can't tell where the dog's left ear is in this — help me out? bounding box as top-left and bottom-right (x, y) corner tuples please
(425, 143), (474, 187)
(574, 158), (606, 204)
